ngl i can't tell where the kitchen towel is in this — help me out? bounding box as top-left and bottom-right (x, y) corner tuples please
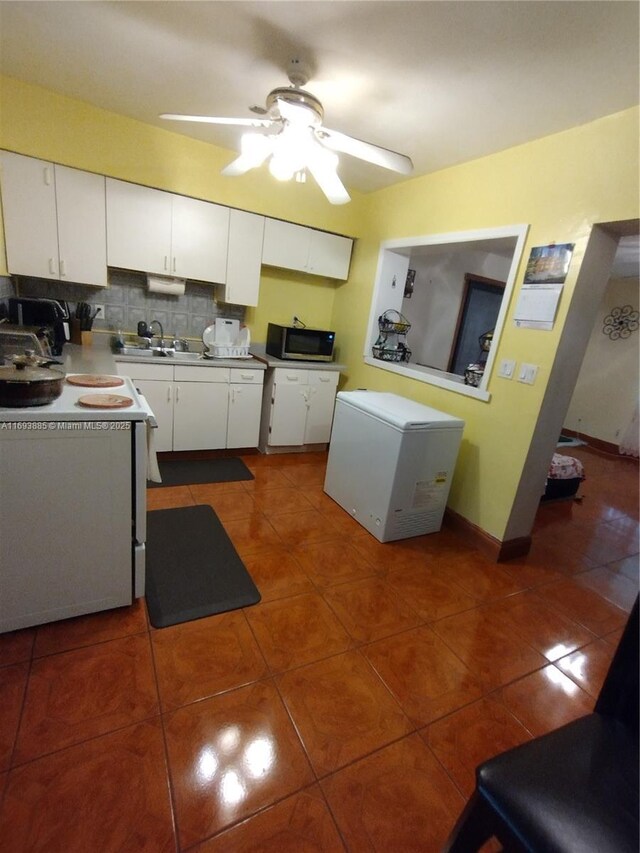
(145, 505), (260, 628)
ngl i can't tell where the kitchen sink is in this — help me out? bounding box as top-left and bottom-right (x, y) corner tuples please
(115, 346), (203, 361)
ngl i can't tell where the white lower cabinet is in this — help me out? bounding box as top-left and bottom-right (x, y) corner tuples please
(133, 377), (174, 451)
(228, 368), (264, 449)
(116, 362), (264, 451)
(304, 371), (342, 443)
(260, 368), (340, 451)
(172, 377), (229, 451)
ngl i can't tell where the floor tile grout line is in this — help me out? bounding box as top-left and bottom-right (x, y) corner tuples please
(7, 710), (165, 771)
(4, 651), (33, 781)
(146, 620), (183, 853)
(30, 626), (150, 661)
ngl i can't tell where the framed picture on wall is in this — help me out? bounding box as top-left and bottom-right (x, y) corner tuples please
(404, 268), (416, 298)
(524, 243), (575, 284)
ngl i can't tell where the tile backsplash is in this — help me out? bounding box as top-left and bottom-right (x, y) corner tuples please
(1, 271), (245, 340)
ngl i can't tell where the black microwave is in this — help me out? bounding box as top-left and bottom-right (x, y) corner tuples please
(266, 323), (336, 362)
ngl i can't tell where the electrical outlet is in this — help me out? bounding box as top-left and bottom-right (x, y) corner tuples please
(93, 303), (105, 320)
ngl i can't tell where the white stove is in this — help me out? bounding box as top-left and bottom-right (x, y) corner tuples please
(0, 374), (148, 421)
(0, 373), (150, 633)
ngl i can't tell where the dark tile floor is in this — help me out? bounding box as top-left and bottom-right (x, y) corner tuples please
(0, 445), (637, 851)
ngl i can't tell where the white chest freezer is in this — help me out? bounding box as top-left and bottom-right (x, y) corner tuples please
(323, 391), (464, 542)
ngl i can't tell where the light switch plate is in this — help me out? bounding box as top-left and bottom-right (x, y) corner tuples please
(498, 359), (516, 379)
(518, 363), (538, 384)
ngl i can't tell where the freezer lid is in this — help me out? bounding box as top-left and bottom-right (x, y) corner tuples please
(336, 391), (465, 430)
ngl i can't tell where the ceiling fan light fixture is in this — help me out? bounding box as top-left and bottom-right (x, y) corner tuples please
(267, 123), (312, 181)
(221, 131), (272, 176)
(162, 60), (412, 204)
(268, 154), (295, 182)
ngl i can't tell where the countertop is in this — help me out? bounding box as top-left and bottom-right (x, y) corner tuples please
(0, 337), (346, 422)
(249, 345), (346, 372)
(63, 336), (267, 371)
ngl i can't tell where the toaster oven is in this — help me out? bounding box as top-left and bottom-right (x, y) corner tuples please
(0, 324), (53, 362)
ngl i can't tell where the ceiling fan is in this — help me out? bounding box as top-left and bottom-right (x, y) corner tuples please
(160, 59), (413, 204)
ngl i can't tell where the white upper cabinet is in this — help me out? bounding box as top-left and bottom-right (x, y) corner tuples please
(106, 179), (230, 283)
(220, 209), (265, 307)
(171, 193), (229, 283)
(106, 179), (171, 276)
(307, 229), (353, 279)
(262, 218), (352, 280)
(0, 152), (107, 287)
(262, 220), (310, 272)
(55, 166), (108, 287)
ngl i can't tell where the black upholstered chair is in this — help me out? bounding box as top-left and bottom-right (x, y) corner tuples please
(443, 597), (639, 853)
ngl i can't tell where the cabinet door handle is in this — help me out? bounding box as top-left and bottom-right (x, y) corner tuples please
(286, 374), (299, 382)
(48, 257), (56, 275)
(175, 385), (180, 403)
(167, 386), (172, 403)
(319, 375), (330, 382)
(43, 166), (52, 186)
(59, 259), (66, 277)
(164, 255), (169, 271)
(172, 257), (177, 273)
(240, 373), (253, 380)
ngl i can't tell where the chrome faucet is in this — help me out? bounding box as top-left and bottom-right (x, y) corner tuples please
(148, 320), (165, 350)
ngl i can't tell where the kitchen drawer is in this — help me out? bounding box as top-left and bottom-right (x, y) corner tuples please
(174, 365), (230, 383)
(229, 368), (264, 384)
(307, 371), (339, 388)
(273, 368), (308, 384)
(115, 361), (173, 381)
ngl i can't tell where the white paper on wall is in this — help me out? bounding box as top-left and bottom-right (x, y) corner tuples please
(514, 283), (563, 330)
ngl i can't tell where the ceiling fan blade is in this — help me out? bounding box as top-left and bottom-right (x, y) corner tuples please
(318, 128), (413, 175)
(160, 113), (274, 128)
(221, 133), (273, 176)
(221, 156), (255, 177)
(306, 146), (351, 205)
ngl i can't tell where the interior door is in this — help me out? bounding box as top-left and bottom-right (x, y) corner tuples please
(448, 274), (505, 375)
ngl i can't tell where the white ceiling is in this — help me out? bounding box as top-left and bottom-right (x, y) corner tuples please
(0, 1), (638, 195)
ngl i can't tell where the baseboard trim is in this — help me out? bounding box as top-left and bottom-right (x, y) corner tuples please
(560, 429), (625, 457)
(444, 508), (532, 562)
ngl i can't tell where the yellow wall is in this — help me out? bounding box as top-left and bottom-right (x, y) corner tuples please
(330, 108), (639, 538)
(1, 74), (638, 541)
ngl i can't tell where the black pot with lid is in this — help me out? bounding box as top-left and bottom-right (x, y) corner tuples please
(0, 351), (66, 407)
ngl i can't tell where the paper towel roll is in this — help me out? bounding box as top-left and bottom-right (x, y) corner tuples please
(146, 274), (186, 296)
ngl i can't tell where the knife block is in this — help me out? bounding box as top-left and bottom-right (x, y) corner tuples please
(70, 320), (92, 346)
